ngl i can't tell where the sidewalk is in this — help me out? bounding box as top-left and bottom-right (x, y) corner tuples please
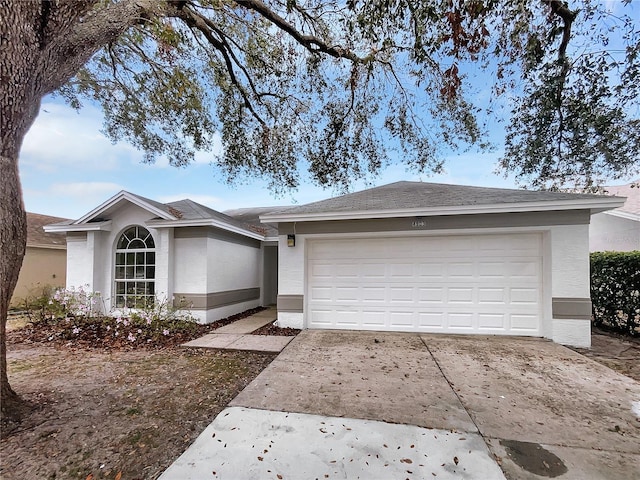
(182, 307), (294, 353)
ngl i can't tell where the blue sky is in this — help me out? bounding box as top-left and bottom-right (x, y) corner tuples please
(20, 97), (521, 220)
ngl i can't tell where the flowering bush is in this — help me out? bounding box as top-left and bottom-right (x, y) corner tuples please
(20, 287), (202, 348)
(590, 251), (640, 337)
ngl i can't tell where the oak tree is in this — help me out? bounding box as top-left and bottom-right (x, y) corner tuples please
(1, 0), (638, 417)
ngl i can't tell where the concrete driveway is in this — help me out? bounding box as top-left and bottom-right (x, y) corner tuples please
(162, 331), (640, 479)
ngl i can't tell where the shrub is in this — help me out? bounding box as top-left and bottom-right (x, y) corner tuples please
(590, 251), (640, 336)
(19, 287), (201, 348)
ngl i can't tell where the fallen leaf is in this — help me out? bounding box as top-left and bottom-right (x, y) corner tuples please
(453, 456), (459, 465)
(277, 475), (283, 479)
(258, 456), (263, 461)
(115, 473), (122, 480)
(86, 475), (93, 480)
(400, 458), (413, 464)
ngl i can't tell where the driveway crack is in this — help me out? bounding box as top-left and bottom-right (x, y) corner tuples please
(419, 336), (489, 442)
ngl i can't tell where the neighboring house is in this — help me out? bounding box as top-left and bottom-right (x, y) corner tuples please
(10, 212), (69, 307)
(589, 181), (640, 252)
(45, 181), (624, 348)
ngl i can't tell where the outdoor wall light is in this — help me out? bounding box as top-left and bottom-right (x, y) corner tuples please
(287, 234), (296, 247)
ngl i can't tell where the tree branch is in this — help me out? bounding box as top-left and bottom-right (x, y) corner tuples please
(233, 0), (365, 62)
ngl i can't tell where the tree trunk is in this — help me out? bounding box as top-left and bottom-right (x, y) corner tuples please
(0, 0), (163, 420)
(0, 154), (28, 421)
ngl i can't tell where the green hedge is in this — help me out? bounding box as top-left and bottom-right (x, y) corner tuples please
(590, 251), (640, 336)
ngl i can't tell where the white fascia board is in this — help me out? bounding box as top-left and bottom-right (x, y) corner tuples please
(604, 209), (640, 222)
(43, 220), (112, 233)
(73, 191), (175, 225)
(148, 219), (265, 241)
(27, 243), (67, 250)
(260, 198), (626, 223)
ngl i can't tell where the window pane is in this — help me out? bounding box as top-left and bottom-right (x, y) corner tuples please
(136, 252), (145, 265)
(115, 282), (125, 294)
(115, 295), (124, 308)
(126, 252), (135, 265)
(116, 235), (128, 249)
(115, 267), (125, 279)
(146, 266), (155, 279)
(145, 235), (155, 248)
(129, 239), (145, 249)
(115, 252), (125, 265)
(135, 266), (145, 279)
(147, 282), (155, 295)
(146, 252), (155, 264)
(125, 266), (134, 279)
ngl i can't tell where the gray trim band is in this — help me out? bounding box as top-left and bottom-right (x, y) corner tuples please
(278, 295), (304, 313)
(279, 210), (591, 235)
(175, 288), (260, 310)
(174, 226), (261, 248)
(552, 297), (592, 320)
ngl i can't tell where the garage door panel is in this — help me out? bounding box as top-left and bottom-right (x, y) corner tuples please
(478, 287), (506, 304)
(418, 287), (445, 303)
(448, 287), (474, 304)
(334, 310), (360, 326)
(310, 286), (333, 301)
(362, 287), (386, 302)
(510, 314), (539, 331)
(448, 313), (474, 328)
(449, 262), (475, 278)
(307, 234), (542, 335)
(389, 287), (414, 303)
(389, 311), (414, 327)
(478, 313), (506, 329)
(361, 310), (386, 327)
(510, 288), (539, 304)
(335, 287), (358, 301)
(478, 262), (507, 278)
(418, 312), (445, 328)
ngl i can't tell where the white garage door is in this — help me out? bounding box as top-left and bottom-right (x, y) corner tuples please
(307, 233), (542, 335)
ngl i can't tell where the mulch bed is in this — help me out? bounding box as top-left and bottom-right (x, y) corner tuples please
(251, 321), (301, 336)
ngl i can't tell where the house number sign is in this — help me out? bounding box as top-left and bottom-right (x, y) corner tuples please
(412, 219), (426, 228)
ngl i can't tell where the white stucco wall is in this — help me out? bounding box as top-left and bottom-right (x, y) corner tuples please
(206, 237), (261, 293)
(550, 224), (591, 299)
(590, 212), (640, 252)
(65, 233), (93, 290)
(549, 224), (591, 347)
(276, 234), (305, 328)
(174, 236), (209, 294)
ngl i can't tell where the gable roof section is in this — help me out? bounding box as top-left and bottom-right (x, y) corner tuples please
(74, 190), (178, 224)
(603, 182), (640, 221)
(27, 213), (70, 248)
(261, 181), (625, 222)
(224, 207), (288, 238)
(44, 192), (266, 240)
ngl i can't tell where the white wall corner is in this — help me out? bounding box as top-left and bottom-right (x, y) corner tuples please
(276, 312), (304, 329)
(552, 319), (591, 348)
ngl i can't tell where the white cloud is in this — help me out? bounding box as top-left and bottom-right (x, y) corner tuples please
(49, 181), (124, 198)
(21, 102), (142, 172)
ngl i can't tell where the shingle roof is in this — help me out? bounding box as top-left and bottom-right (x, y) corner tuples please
(275, 181), (611, 216)
(604, 182), (640, 216)
(223, 207), (288, 237)
(27, 213), (69, 247)
(167, 199), (267, 235)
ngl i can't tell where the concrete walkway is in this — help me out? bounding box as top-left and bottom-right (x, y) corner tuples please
(159, 407), (505, 480)
(182, 307), (294, 353)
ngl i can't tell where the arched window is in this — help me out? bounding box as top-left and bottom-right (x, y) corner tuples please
(114, 226), (155, 308)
